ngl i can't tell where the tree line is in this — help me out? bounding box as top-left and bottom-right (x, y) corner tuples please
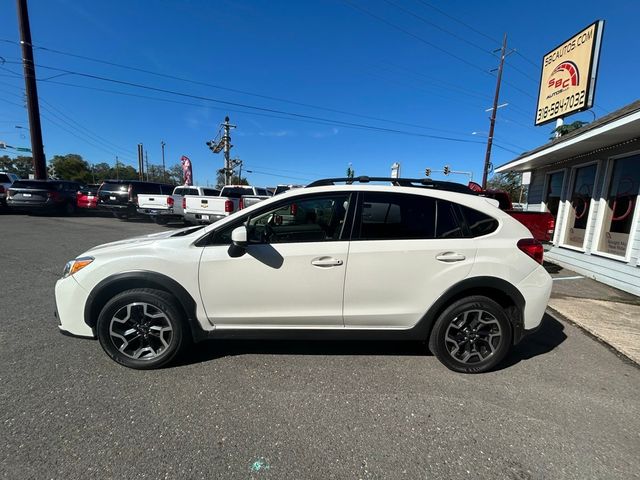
(0, 153), (184, 185)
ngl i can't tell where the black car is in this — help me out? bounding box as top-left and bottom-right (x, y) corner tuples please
(7, 179), (82, 214)
(97, 180), (175, 219)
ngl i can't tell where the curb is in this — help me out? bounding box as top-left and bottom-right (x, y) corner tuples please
(545, 307), (640, 368)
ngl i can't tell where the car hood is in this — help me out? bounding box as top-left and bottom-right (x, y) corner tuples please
(85, 225), (203, 254)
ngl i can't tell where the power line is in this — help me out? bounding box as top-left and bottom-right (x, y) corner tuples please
(342, 0), (492, 76)
(2, 61), (497, 146)
(0, 37), (485, 136)
(381, 0), (494, 57)
(38, 98), (136, 157)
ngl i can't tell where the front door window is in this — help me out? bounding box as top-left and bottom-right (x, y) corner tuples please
(563, 164), (597, 248)
(597, 155), (640, 257)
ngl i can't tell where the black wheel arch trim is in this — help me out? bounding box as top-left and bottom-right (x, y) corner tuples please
(410, 276), (526, 344)
(83, 271), (203, 341)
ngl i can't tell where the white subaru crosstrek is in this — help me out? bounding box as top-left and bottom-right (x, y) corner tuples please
(55, 177), (552, 373)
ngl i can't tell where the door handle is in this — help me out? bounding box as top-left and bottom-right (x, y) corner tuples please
(435, 252), (466, 262)
(311, 257), (344, 267)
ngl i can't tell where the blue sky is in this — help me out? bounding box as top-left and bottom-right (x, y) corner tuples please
(0, 0), (638, 186)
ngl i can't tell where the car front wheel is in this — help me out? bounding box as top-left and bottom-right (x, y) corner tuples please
(96, 288), (188, 369)
(428, 296), (512, 374)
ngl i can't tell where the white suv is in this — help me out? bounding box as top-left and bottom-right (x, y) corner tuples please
(55, 177), (552, 373)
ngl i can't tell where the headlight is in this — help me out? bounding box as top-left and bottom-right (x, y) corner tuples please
(62, 256), (94, 278)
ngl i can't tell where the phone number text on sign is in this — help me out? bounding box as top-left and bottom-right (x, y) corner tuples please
(537, 90), (586, 123)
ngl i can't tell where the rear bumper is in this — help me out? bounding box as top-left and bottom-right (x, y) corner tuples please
(516, 265), (553, 331)
(137, 208), (181, 218)
(7, 199), (60, 209)
(184, 212), (226, 224)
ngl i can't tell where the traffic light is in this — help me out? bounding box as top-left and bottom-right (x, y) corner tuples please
(425, 168), (431, 177)
(443, 165), (450, 175)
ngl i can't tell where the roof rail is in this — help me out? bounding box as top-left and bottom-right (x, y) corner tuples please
(306, 176), (476, 194)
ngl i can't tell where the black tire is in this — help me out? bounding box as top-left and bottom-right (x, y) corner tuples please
(153, 216), (169, 225)
(96, 288), (189, 369)
(63, 201), (76, 216)
(428, 295), (512, 374)
(113, 212), (129, 220)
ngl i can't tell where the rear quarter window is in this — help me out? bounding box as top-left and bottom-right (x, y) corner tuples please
(0, 174), (11, 183)
(459, 205), (499, 237)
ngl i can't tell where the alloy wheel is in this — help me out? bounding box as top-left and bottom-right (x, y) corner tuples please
(108, 302), (173, 360)
(444, 309), (503, 364)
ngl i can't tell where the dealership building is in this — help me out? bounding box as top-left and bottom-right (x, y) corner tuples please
(496, 99), (640, 295)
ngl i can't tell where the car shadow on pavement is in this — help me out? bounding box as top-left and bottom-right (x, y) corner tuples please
(543, 261), (563, 274)
(177, 313), (567, 370)
(177, 338), (428, 366)
(498, 313), (567, 370)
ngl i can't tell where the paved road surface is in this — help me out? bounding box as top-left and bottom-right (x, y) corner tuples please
(1, 212), (639, 479)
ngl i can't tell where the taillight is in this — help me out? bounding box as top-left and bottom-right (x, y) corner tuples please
(0, 185), (4, 194)
(128, 184), (133, 202)
(182, 198), (186, 209)
(517, 238), (543, 265)
(238, 198), (244, 210)
(224, 200), (234, 213)
(167, 197), (174, 207)
(547, 217), (555, 236)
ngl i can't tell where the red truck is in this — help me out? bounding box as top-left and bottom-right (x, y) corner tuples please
(468, 182), (555, 243)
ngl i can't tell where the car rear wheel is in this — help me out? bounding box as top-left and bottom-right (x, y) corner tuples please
(96, 288), (189, 369)
(113, 212), (129, 220)
(153, 216), (169, 225)
(428, 296), (512, 374)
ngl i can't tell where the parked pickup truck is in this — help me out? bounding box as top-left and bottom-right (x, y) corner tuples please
(137, 185), (220, 225)
(478, 188), (555, 243)
(184, 185), (271, 224)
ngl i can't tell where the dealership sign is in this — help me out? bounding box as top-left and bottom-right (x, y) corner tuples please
(535, 21), (604, 126)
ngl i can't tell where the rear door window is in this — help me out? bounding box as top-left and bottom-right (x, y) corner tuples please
(0, 174), (11, 183)
(436, 200), (463, 238)
(355, 192), (436, 240)
(202, 188), (220, 196)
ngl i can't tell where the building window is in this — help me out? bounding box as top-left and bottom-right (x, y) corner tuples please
(544, 171), (565, 218)
(596, 154), (640, 257)
(563, 163), (597, 248)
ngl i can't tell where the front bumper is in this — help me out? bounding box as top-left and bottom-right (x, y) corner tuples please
(54, 275), (95, 338)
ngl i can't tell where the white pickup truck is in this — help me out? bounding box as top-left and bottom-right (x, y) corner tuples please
(137, 185), (220, 225)
(183, 185), (271, 224)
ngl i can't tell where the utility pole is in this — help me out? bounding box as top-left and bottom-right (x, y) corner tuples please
(115, 155), (120, 180)
(137, 143), (144, 180)
(160, 141), (166, 182)
(145, 150), (149, 181)
(482, 33), (508, 190)
(16, 0), (46, 179)
(222, 116), (235, 185)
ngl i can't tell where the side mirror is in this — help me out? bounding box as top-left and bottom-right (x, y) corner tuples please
(231, 225), (247, 246)
(229, 226), (247, 257)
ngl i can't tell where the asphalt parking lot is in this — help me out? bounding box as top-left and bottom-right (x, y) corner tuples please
(1, 212), (639, 479)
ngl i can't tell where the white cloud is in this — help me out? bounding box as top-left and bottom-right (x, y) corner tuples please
(311, 127), (339, 138)
(259, 130), (293, 137)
